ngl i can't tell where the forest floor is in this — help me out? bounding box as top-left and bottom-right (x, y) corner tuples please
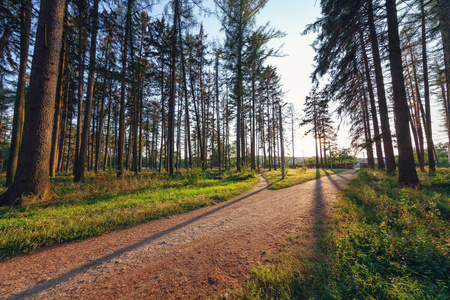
(0, 169), (355, 299)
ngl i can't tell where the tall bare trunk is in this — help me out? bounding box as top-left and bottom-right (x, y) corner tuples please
(74, 0), (99, 182)
(420, 0), (435, 172)
(6, 0), (32, 186)
(386, 0), (419, 186)
(437, 0), (450, 157)
(117, 0), (132, 178)
(74, 0), (85, 173)
(57, 72), (70, 172)
(167, 0), (179, 176)
(50, 5), (68, 177)
(368, 0), (396, 174)
(0, 0), (65, 205)
(95, 52), (108, 173)
(359, 31), (384, 169)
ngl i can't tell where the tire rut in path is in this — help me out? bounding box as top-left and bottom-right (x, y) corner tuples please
(0, 169), (355, 299)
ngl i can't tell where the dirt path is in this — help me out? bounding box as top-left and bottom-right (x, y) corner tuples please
(1, 170), (355, 300)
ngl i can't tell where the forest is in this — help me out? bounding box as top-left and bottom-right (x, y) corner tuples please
(0, 0), (449, 205)
(0, 0), (449, 298)
(0, 0), (293, 206)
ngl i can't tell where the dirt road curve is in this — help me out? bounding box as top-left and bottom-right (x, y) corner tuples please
(1, 170), (355, 300)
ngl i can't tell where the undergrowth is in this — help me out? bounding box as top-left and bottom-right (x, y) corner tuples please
(233, 168), (450, 299)
(0, 169), (258, 261)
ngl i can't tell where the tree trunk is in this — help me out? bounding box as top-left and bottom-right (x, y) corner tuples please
(6, 0), (32, 186)
(50, 5), (68, 177)
(74, 0), (85, 173)
(437, 0), (450, 157)
(420, 0), (435, 172)
(215, 52), (222, 170)
(368, 0), (396, 174)
(167, 0), (179, 176)
(279, 104), (285, 179)
(291, 107), (295, 168)
(103, 86), (112, 171)
(95, 52), (108, 173)
(66, 109), (73, 172)
(404, 51), (425, 172)
(359, 30), (384, 169)
(0, 0), (65, 206)
(360, 80), (375, 167)
(251, 69), (256, 170)
(385, 0), (419, 186)
(236, 33), (243, 172)
(74, 0), (99, 182)
(57, 72), (70, 173)
(178, 24), (192, 171)
(117, 0), (132, 178)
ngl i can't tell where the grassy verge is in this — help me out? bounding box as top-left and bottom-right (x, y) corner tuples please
(263, 167), (346, 190)
(233, 168), (450, 299)
(0, 169), (258, 261)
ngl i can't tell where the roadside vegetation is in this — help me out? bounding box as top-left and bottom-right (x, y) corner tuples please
(263, 167), (345, 190)
(234, 168), (450, 299)
(0, 169), (257, 261)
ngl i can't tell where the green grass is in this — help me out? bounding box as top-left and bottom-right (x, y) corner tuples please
(263, 167), (346, 190)
(233, 168), (450, 299)
(0, 169), (258, 261)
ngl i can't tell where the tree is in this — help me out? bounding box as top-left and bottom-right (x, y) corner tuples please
(302, 88), (322, 169)
(167, 0), (180, 176)
(0, 0), (65, 205)
(74, 0), (99, 182)
(385, 0), (418, 186)
(436, 0), (450, 161)
(367, 0), (396, 174)
(215, 0), (268, 171)
(117, 0), (133, 178)
(419, 0), (435, 172)
(279, 102), (285, 179)
(6, 0), (31, 186)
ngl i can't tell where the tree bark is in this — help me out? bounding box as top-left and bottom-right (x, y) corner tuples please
(279, 104), (285, 179)
(420, 0), (435, 172)
(368, 0), (396, 174)
(6, 0), (32, 186)
(117, 0), (132, 178)
(74, 0), (99, 182)
(437, 0), (450, 156)
(359, 30), (384, 169)
(74, 0), (86, 173)
(95, 51), (108, 173)
(57, 72), (70, 173)
(0, 0), (65, 206)
(50, 5), (68, 177)
(385, 0), (419, 186)
(215, 52), (222, 170)
(167, 0), (179, 176)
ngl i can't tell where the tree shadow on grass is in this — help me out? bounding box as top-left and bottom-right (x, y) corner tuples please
(293, 170), (356, 298)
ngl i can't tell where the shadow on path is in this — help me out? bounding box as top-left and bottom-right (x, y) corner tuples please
(325, 170), (354, 191)
(8, 180), (268, 300)
(312, 176), (326, 246)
